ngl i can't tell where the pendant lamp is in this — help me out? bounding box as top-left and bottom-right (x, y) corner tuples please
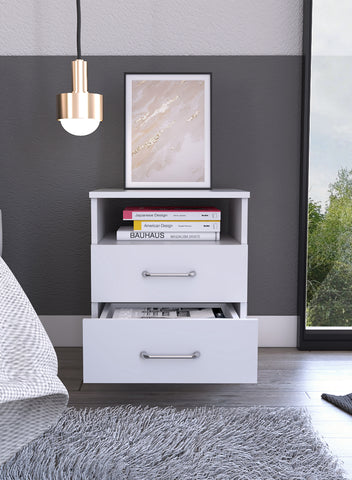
(57, 0), (103, 136)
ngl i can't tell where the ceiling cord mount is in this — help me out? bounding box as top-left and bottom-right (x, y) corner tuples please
(76, 0), (82, 59)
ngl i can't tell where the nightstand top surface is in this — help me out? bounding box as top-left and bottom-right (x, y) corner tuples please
(89, 189), (250, 199)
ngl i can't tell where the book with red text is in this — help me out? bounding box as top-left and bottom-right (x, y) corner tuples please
(123, 207), (221, 221)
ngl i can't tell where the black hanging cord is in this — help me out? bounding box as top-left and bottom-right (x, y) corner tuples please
(76, 0), (82, 59)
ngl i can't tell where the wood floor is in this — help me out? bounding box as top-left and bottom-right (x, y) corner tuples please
(57, 347), (352, 478)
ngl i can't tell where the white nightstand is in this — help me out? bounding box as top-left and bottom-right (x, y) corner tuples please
(83, 189), (258, 383)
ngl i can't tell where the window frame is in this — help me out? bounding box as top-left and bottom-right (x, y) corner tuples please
(298, 0), (352, 350)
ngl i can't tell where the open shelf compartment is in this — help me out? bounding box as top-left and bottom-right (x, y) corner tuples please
(90, 189), (249, 246)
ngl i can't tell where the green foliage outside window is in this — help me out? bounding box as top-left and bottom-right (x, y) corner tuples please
(307, 168), (352, 327)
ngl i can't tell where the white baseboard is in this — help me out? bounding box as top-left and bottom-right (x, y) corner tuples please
(40, 315), (298, 348)
(254, 315), (298, 347)
(40, 316), (84, 347)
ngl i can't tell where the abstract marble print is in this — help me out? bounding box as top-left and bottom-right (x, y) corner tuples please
(125, 74), (211, 187)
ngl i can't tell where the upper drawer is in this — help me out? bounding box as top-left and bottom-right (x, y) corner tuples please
(91, 243), (247, 303)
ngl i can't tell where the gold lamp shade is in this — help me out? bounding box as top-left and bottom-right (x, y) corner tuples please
(57, 59), (103, 136)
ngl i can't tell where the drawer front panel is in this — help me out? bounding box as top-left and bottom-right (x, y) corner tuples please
(91, 244), (247, 303)
(83, 317), (258, 383)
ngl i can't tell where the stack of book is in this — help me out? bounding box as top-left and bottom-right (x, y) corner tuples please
(116, 207), (221, 241)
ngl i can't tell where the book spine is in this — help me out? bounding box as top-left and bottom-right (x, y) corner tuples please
(116, 230), (220, 241)
(133, 220), (221, 232)
(123, 211), (221, 220)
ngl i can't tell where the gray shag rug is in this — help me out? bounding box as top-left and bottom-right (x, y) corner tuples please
(0, 405), (348, 480)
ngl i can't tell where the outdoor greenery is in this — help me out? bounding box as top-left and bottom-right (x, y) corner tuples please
(306, 168), (352, 327)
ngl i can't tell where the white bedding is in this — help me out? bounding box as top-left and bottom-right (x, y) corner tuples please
(0, 256), (68, 463)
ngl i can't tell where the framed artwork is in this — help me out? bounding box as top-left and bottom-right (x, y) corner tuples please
(125, 73), (211, 188)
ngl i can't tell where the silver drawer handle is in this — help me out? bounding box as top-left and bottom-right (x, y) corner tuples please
(142, 270), (196, 278)
(140, 351), (200, 360)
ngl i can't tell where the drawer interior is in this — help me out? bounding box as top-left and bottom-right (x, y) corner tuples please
(99, 302), (239, 320)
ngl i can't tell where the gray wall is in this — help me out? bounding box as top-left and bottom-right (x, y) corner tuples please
(0, 56), (302, 315)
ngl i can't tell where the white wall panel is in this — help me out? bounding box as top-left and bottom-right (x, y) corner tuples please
(256, 316), (298, 347)
(0, 0), (303, 55)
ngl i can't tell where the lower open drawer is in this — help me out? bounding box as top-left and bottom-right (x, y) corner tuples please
(83, 303), (258, 384)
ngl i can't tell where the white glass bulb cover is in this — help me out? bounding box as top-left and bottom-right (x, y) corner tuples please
(60, 118), (100, 136)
